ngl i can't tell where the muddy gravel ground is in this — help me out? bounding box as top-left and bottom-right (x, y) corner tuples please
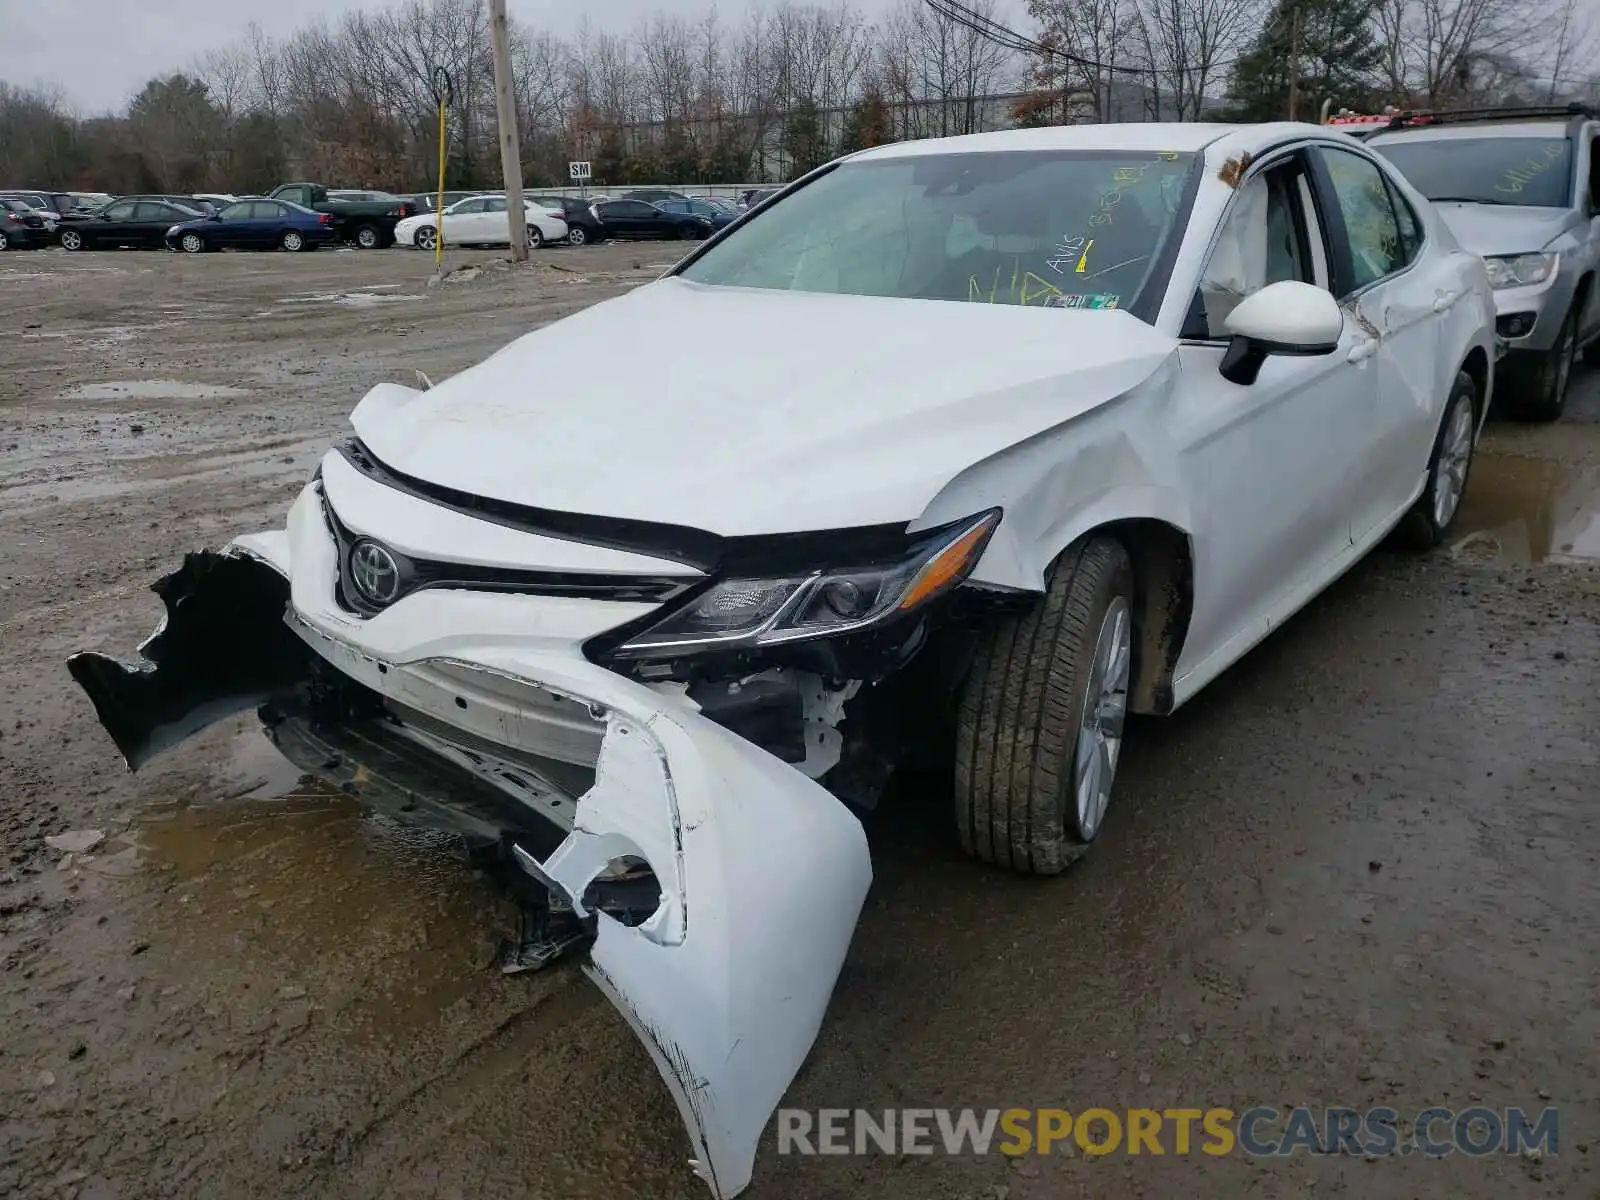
(2, 245), (1598, 1200)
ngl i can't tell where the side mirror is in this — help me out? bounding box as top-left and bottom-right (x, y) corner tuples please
(1219, 280), (1344, 385)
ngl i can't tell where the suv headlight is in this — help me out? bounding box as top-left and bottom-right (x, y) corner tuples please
(1484, 252), (1557, 289)
(613, 510), (1001, 658)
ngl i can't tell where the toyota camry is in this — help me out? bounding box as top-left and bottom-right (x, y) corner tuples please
(70, 122), (1496, 1198)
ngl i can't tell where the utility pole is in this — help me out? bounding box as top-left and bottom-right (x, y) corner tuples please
(488, 0), (527, 262)
(1286, 1), (1301, 121)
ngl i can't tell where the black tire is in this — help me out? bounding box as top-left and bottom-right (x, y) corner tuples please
(955, 536), (1135, 876)
(0, 230), (9, 251)
(1507, 305), (1577, 421)
(415, 225), (437, 252)
(567, 225), (587, 246)
(1400, 370), (1478, 550)
(59, 228), (84, 251)
(678, 223), (699, 240)
(178, 232), (206, 254)
(526, 225), (544, 249)
(1583, 338), (1600, 367)
(280, 230), (307, 252)
(352, 223), (381, 250)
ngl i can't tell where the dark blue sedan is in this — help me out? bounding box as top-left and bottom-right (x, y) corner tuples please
(165, 198), (336, 253)
(655, 198), (737, 231)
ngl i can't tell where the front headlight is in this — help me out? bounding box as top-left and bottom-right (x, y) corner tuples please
(1484, 252), (1557, 289)
(614, 510), (1001, 658)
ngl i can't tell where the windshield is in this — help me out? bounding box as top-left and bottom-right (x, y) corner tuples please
(1373, 136), (1573, 207)
(678, 149), (1197, 316)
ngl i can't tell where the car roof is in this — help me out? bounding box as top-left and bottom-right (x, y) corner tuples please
(1369, 120), (1576, 144)
(852, 122), (1245, 162)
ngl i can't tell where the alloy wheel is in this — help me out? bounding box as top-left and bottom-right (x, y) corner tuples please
(1074, 596), (1131, 841)
(1432, 399), (1475, 529)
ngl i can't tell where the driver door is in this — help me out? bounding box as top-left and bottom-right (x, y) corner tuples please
(93, 201), (139, 247)
(1171, 153), (1378, 675)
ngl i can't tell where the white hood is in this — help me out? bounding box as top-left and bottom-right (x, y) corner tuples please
(354, 278), (1177, 536)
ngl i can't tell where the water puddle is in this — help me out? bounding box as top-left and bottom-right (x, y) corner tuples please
(280, 290), (423, 309)
(129, 729), (520, 1036)
(1453, 452), (1600, 563)
(60, 379), (251, 401)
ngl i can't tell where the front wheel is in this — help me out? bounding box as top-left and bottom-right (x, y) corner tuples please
(59, 228), (84, 251)
(954, 536), (1134, 876)
(1507, 306), (1577, 421)
(415, 226), (438, 252)
(179, 232), (206, 254)
(1401, 370), (1478, 549)
(526, 225), (544, 249)
(280, 230), (306, 252)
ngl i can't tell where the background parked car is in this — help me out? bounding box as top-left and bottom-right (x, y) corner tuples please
(166, 198), (335, 253)
(191, 193), (237, 210)
(736, 188), (779, 210)
(0, 199), (51, 249)
(524, 194), (606, 245)
(401, 190), (486, 214)
(392, 195), (567, 250)
(655, 197), (737, 231)
(0, 189), (78, 219)
(593, 198), (713, 240)
(58, 198), (203, 250)
(620, 188), (686, 203)
(267, 183), (414, 249)
(1368, 105), (1600, 420)
(68, 191), (112, 211)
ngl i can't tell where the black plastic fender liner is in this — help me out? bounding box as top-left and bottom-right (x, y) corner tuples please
(66, 551), (315, 771)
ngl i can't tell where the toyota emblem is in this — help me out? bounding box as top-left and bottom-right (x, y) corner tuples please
(349, 539), (401, 606)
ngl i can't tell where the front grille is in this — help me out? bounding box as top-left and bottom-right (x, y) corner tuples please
(318, 487), (693, 617)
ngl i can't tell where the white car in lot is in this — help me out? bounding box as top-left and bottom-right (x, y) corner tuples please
(71, 123), (1494, 1198)
(393, 194), (567, 250)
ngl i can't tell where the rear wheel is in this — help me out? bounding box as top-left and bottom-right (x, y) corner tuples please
(954, 536), (1134, 875)
(415, 225), (438, 252)
(281, 230), (306, 252)
(352, 223), (381, 250)
(1507, 306), (1577, 421)
(59, 228), (84, 251)
(1401, 370), (1477, 549)
(0, 230), (10, 251)
(567, 225), (587, 246)
(179, 232), (205, 254)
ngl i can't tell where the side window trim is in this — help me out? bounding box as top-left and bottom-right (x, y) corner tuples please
(1296, 174), (1331, 289)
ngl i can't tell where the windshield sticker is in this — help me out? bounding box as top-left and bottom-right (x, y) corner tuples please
(1495, 143), (1566, 195)
(1047, 293), (1120, 310)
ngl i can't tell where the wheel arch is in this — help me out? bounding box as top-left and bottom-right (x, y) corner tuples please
(1459, 343), (1490, 427)
(1099, 518), (1194, 717)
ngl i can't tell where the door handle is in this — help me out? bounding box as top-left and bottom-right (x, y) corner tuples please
(1432, 291), (1460, 313)
(1347, 339), (1378, 363)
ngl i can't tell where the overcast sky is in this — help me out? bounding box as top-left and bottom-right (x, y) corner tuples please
(1, 0), (989, 114)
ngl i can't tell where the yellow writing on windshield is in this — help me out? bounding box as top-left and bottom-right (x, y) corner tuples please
(1495, 143), (1566, 194)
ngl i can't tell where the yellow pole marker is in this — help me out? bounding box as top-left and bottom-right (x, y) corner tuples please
(1076, 239), (1094, 273)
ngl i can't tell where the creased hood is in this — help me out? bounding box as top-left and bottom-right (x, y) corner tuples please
(354, 278), (1176, 536)
(1432, 203), (1575, 257)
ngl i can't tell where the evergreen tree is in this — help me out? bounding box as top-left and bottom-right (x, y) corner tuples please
(838, 88), (895, 155)
(1225, 0), (1382, 122)
(781, 100), (829, 178)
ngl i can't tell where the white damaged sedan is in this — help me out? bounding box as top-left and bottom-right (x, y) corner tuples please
(71, 123), (1494, 1196)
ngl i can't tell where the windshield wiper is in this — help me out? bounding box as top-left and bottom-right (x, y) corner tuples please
(1428, 195), (1517, 205)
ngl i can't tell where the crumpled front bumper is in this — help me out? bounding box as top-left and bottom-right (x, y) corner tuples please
(68, 479), (871, 1198)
